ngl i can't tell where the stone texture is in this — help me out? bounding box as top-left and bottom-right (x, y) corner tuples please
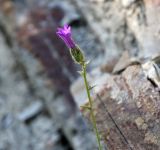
(0, 1), (98, 150)
(1, 0), (160, 149)
(82, 65), (160, 150)
(73, 0), (160, 71)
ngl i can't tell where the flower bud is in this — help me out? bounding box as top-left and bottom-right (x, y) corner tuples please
(70, 46), (85, 64)
(56, 25), (85, 65)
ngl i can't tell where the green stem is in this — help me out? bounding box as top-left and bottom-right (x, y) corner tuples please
(82, 63), (103, 150)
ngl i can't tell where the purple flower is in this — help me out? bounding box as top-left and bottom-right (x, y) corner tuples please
(56, 25), (76, 49)
(56, 25), (85, 64)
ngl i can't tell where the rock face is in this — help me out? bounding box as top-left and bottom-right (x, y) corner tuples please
(0, 0), (98, 150)
(71, 1), (160, 148)
(73, 0), (160, 70)
(82, 64), (160, 150)
(0, 0), (160, 149)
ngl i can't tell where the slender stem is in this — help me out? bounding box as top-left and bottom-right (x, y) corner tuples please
(82, 63), (103, 150)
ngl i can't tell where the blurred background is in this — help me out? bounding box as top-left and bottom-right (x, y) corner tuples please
(0, 0), (160, 150)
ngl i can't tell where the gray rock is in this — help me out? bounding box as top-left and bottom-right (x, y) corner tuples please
(121, 0), (136, 8)
(17, 101), (43, 122)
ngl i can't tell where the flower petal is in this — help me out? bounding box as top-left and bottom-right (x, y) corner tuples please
(56, 25), (75, 48)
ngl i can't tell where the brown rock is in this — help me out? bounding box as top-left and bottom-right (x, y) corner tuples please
(82, 65), (160, 149)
